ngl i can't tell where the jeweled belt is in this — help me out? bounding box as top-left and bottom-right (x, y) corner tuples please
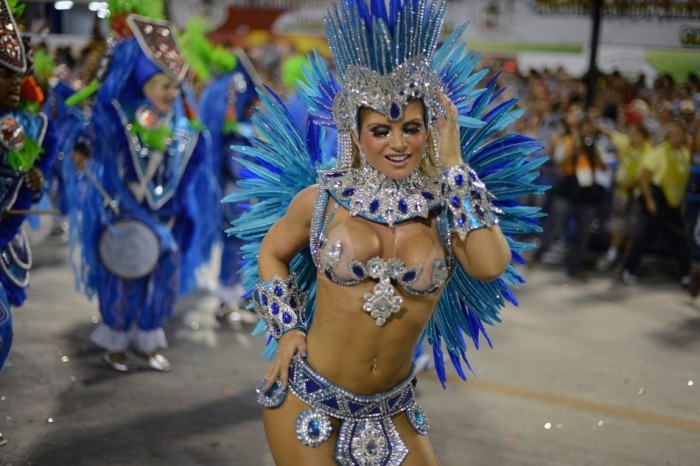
(256, 355), (429, 466)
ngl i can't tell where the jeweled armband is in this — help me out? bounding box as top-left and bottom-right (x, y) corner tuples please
(253, 273), (308, 340)
(441, 164), (501, 240)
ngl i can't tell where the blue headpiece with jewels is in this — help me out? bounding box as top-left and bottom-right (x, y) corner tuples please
(326, 0), (446, 128)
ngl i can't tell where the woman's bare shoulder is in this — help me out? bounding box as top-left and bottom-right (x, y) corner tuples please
(286, 185), (321, 220)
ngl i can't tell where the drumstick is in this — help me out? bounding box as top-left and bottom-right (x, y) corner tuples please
(234, 47), (267, 94)
(83, 169), (121, 215)
(5, 209), (62, 215)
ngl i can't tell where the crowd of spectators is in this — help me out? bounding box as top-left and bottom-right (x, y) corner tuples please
(502, 65), (700, 285)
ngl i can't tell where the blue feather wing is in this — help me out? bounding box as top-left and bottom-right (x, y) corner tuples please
(426, 28), (548, 388)
(223, 89), (321, 357)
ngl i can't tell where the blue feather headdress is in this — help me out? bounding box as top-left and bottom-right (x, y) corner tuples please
(226, 0), (548, 386)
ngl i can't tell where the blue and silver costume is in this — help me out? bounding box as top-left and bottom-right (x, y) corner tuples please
(0, 0), (57, 374)
(65, 15), (218, 354)
(226, 0), (547, 464)
(199, 60), (259, 307)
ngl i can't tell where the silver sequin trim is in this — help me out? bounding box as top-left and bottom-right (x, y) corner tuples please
(318, 164), (440, 227)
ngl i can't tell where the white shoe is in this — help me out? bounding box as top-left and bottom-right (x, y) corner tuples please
(681, 275), (691, 287)
(595, 256), (614, 272)
(620, 269), (637, 285)
(133, 351), (172, 372)
(216, 303), (258, 327)
(145, 353), (172, 372)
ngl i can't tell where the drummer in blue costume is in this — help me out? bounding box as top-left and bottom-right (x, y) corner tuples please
(188, 21), (261, 328)
(66, 6), (217, 373)
(0, 0), (57, 378)
(226, 0), (546, 464)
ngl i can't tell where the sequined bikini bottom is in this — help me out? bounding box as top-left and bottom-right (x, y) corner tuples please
(256, 355), (429, 466)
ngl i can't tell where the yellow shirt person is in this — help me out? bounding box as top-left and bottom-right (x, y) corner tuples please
(642, 139), (690, 208)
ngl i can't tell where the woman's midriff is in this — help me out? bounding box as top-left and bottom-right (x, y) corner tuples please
(306, 278), (440, 395)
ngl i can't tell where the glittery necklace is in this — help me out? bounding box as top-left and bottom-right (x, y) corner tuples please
(318, 163), (441, 227)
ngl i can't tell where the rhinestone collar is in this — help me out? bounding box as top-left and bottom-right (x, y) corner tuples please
(318, 164), (441, 227)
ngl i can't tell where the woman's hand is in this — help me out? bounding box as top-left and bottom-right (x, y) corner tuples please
(645, 197), (658, 216)
(25, 168), (45, 194)
(436, 92), (462, 167)
(259, 329), (308, 393)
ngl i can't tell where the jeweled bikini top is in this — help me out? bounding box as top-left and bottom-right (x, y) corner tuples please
(310, 166), (454, 326)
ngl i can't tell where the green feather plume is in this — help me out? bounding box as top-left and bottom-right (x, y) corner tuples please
(65, 79), (102, 107)
(132, 121), (172, 152)
(32, 49), (55, 87)
(107, 0), (164, 19)
(7, 137), (43, 173)
(180, 16), (237, 82)
(7, 0), (25, 19)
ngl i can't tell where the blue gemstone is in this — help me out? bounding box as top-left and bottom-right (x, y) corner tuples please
(476, 205), (485, 216)
(471, 189), (481, 200)
(274, 285), (284, 296)
(402, 271), (417, 282)
(309, 419), (321, 437)
(282, 312), (292, 324)
(451, 195), (461, 208)
(352, 265), (365, 277)
(366, 440), (377, 455)
(348, 400), (364, 413)
(454, 173), (464, 186)
(370, 198), (380, 213)
(422, 191), (435, 200)
(271, 302), (280, 315)
(327, 172), (342, 178)
(415, 411), (425, 425)
(305, 379), (322, 393)
(261, 295), (268, 306)
(342, 188), (355, 197)
(398, 199), (408, 214)
(389, 102), (401, 120)
(321, 397), (340, 410)
(458, 214), (466, 227)
(271, 322), (281, 336)
(387, 394), (402, 408)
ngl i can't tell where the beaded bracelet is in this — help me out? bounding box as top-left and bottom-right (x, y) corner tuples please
(253, 273), (307, 340)
(440, 164), (501, 241)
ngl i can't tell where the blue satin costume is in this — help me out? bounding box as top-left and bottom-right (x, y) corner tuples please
(0, 110), (57, 374)
(198, 63), (258, 304)
(68, 38), (217, 353)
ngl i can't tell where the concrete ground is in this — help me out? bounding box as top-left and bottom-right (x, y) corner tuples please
(0, 233), (698, 466)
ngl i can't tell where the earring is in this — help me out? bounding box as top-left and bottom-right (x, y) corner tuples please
(336, 130), (353, 170)
(431, 127), (441, 166)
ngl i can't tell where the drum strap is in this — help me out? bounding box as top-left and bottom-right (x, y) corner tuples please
(129, 150), (164, 205)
